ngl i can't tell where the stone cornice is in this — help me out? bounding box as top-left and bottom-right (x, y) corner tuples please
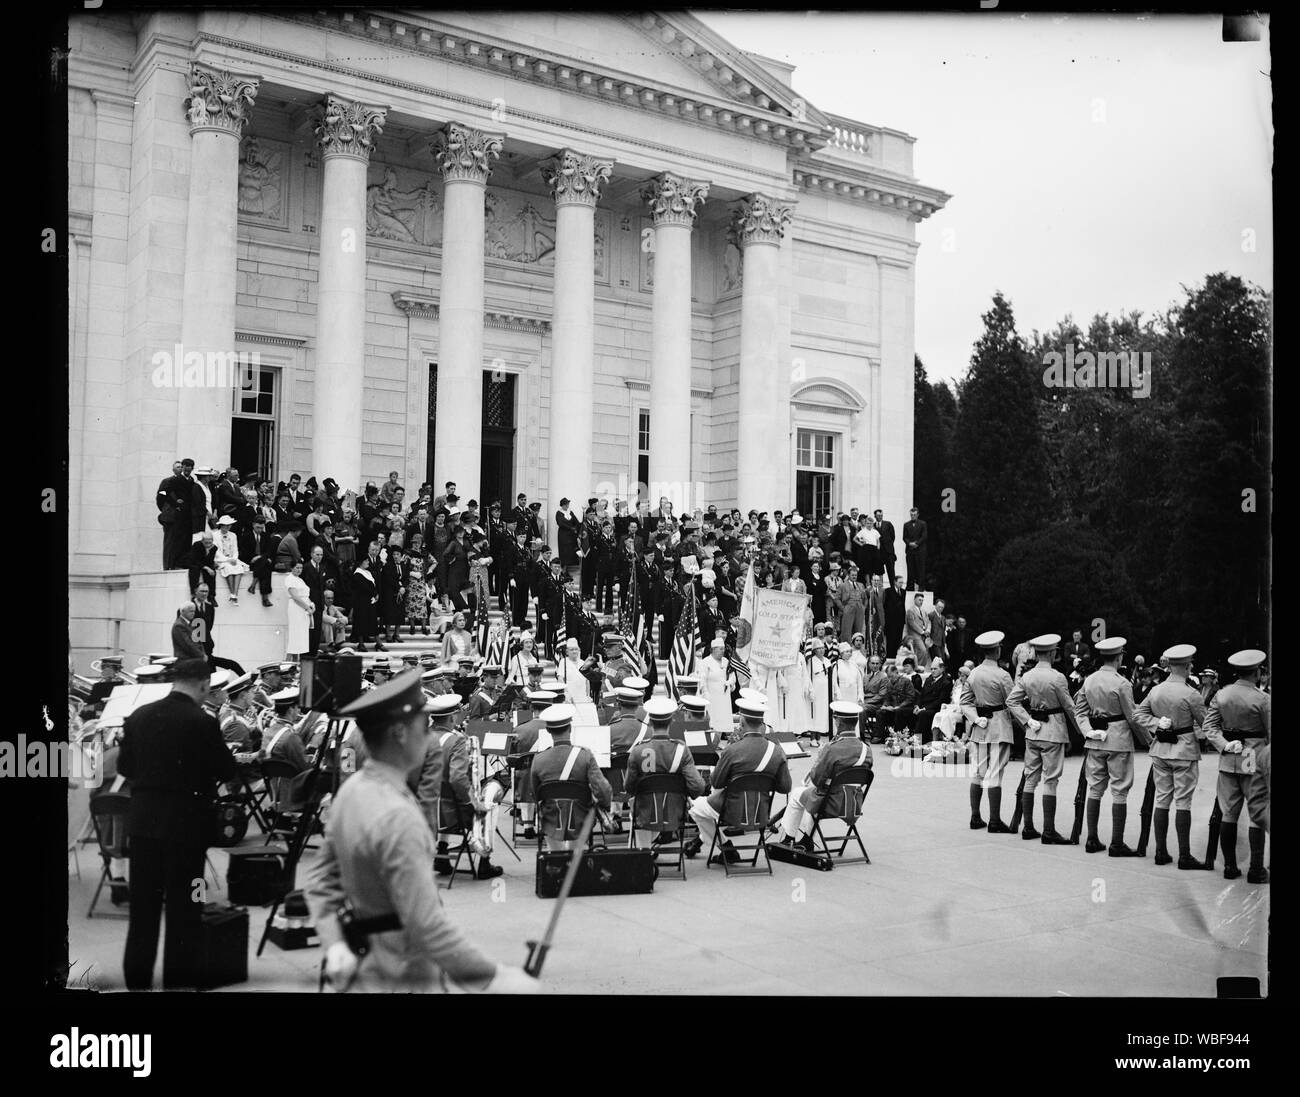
(391, 291), (552, 333)
(792, 164), (951, 222)
(624, 378), (712, 400)
(235, 330), (308, 348)
(245, 10), (831, 155)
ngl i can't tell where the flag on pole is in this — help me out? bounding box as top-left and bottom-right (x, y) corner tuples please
(666, 585), (699, 700)
(474, 576), (491, 658)
(736, 561), (757, 664)
(620, 561), (645, 674)
(728, 653), (752, 685)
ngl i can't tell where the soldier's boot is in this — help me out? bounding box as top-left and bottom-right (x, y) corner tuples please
(1152, 807), (1173, 865)
(1175, 809), (1209, 869)
(1040, 794), (1073, 844)
(1220, 821), (1242, 879)
(475, 857), (504, 880)
(1108, 803), (1140, 856)
(986, 788), (1013, 833)
(434, 841), (452, 877)
(1246, 827), (1269, 884)
(1085, 798), (1105, 853)
(1020, 792), (1040, 840)
(968, 785), (986, 830)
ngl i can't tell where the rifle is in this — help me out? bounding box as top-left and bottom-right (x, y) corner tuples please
(1008, 766), (1028, 831)
(1069, 751), (1089, 845)
(1204, 799), (1222, 869)
(1134, 765), (1156, 856)
(524, 807), (597, 977)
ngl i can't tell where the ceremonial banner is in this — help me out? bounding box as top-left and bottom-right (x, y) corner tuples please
(735, 562), (757, 663)
(747, 588), (811, 669)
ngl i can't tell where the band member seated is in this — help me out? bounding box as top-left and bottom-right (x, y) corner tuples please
(607, 686), (649, 752)
(452, 655), (480, 704)
(773, 700), (872, 851)
(624, 696), (706, 849)
(251, 662), (289, 712)
(263, 687), (313, 813)
(530, 703), (612, 851)
(1006, 634), (1082, 845)
(464, 664), (503, 721)
(672, 694), (721, 773)
(489, 689), (559, 840)
(1133, 643), (1210, 869)
(306, 670), (537, 993)
(423, 694), (501, 880)
(686, 695), (792, 863)
(420, 665), (454, 697)
(87, 655), (127, 710)
(218, 672), (259, 749)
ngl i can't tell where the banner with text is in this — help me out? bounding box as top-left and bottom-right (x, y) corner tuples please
(747, 588), (811, 669)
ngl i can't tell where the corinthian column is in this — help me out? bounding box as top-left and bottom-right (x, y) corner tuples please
(432, 121), (503, 505)
(643, 172), (708, 509)
(178, 64), (259, 464)
(541, 149), (612, 540)
(734, 194), (793, 511)
(312, 95), (386, 492)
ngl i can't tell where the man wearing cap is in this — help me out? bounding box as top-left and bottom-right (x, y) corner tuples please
(1203, 649), (1270, 883)
(1072, 636), (1148, 856)
(305, 670), (536, 992)
(686, 695), (792, 862)
(87, 656), (127, 710)
(218, 673), (259, 750)
(263, 689), (311, 815)
(498, 688), (560, 840)
(530, 704), (613, 850)
(595, 632), (634, 716)
(961, 631), (1017, 832)
(417, 695), (501, 880)
(607, 686), (651, 755)
(503, 527), (533, 628)
(251, 662), (287, 715)
(117, 657), (241, 989)
(774, 700), (872, 851)
(157, 458), (207, 570)
(463, 663), (502, 722)
(1132, 644), (1211, 869)
(1007, 635), (1085, 844)
(625, 696), (706, 849)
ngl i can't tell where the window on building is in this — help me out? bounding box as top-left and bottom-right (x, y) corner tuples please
(637, 408), (650, 500)
(230, 365), (278, 483)
(795, 428), (835, 518)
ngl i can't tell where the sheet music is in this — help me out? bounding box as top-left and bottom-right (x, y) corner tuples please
(572, 725), (612, 768)
(482, 731), (510, 753)
(99, 683), (172, 725)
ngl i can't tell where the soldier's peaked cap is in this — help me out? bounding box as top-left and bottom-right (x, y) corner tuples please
(1227, 649), (1266, 671)
(974, 630), (1004, 648)
(1162, 644), (1196, 663)
(1030, 634), (1061, 650)
(1095, 637), (1127, 656)
(644, 696), (678, 721)
(339, 669), (433, 725)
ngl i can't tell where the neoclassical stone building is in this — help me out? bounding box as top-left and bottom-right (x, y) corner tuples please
(68, 9), (948, 662)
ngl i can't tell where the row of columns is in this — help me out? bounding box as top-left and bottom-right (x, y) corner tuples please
(176, 64), (794, 513)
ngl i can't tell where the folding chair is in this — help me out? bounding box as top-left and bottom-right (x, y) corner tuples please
(260, 759), (308, 845)
(436, 794), (480, 889)
(629, 772), (689, 879)
(508, 753), (540, 846)
(809, 766), (875, 865)
(534, 779), (607, 851)
(707, 772), (776, 877)
(604, 750), (632, 845)
(88, 792), (131, 919)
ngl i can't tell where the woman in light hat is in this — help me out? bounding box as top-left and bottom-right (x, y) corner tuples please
(556, 637), (593, 704)
(698, 636), (735, 737)
(213, 515), (249, 603)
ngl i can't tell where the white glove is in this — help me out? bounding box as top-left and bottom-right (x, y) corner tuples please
(1026, 719), (1041, 735)
(976, 717), (989, 729)
(1157, 716), (1172, 730)
(483, 963), (541, 994)
(1224, 740), (1244, 754)
(323, 942), (358, 989)
(1085, 729), (1108, 741)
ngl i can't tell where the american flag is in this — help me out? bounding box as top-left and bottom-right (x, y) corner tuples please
(666, 584), (700, 700)
(619, 561), (645, 674)
(729, 653), (752, 685)
(474, 576), (492, 657)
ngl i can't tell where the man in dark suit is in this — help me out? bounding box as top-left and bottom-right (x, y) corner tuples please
(873, 509), (897, 585)
(117, 657), (243, 989)
(929, 597), (948, 662)
(1063, 630), (1091, 665)
(883, 574), (908, 656)
(405, 505), (434, 548)
(190, 582), (244, 676)
(285, 473), (310, 519)
(302, 545), (326, 654)
(948, 615), (970, 669)
(511, 492), (537, 541)
(213, 467), (243, 521)
(157, 458), (205, 570)
(912, 657), (954, 742)
(902, 507), (928, 590)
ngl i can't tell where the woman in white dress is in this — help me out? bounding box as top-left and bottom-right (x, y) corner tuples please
(697, 637), (735, 737)
(807, 638), (832, 740)
(284, 560), (314, 658)
(829, 643), (865, 705)
(556, 638), (592, 704)
(213, 515), (250, 603)
(761, 663), (789, 734)
(784, 647), (814, 738)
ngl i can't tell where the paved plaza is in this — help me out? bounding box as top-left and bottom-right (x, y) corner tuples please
(66, 750), (1268, 996)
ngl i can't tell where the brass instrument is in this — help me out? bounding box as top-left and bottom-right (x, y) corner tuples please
(467, 730), (491, 856)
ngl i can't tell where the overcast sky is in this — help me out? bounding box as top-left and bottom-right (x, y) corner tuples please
(697, 11), (1272, 384)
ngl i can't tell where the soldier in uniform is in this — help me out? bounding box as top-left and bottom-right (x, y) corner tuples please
(418, 694), (501, 881)
(304, 670), (537, 993)
(87, 655), (127, 710)
(686, 695), (792, 863)
(960, 631), (1017, 833)
(772, 700), (873, 851)
(607, 686), (650, 753)
(1133, 643), (1211, 869)
(1072, 635), (1147, 856)
(1203, 649), (1270, 883)
(495, 688), (560, 841)
(203, 669), (232, 721)
(624, 696), (706, 850)
(463, 663), (502, 721)
(251, 662), (288, 714)
(529, 703), (613, 851)
(597, 631), (637, 718)
(218, 672), (259, 749)
(1006, 634), (1082, 844)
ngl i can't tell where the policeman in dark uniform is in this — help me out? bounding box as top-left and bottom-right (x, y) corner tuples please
(304, 670), (537, 992)
(960, 631), (1017, 832)
(624, 696), (706, 850)
(1204, 649), (1270, 883)
(686, 695), (792, 863)
(1006, 634), (1083, 844)
(1133, 643), (1210, 869)
(529, 703), (613, 850)
(1073, 636), (1146, 856)
(117, 657), (240, 990)
(773, 700), (872, 851)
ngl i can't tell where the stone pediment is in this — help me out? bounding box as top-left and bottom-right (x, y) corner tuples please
(792, 379), (867, 411)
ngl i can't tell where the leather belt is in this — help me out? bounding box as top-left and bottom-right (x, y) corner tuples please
(976, 704), (1006, 717)
(1221, 728), (1264, 742)
(1027, 707), (1063, 719)
(1087, 712), (1124, 730)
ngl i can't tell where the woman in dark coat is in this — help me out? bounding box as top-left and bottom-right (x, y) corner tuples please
(380, 544), (406, 642)
(555, 498), (582, 572)
(439, 526), (471, 613)
(348, 556), (381, 650)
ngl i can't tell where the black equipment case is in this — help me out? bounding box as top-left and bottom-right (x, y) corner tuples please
(535, 847), (657, 898)
(196, 903), (249, 989)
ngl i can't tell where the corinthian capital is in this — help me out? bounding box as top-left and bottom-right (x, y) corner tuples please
(541, 150), (613, 207)
(733, 193), (794, 247)
(184, 64), (259, 136)
(642, 172), (709, 227)
(314, 96), (386, 161)
(432, 122), (504, 185)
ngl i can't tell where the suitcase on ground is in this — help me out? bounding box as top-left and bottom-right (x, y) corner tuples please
(535, 847), (657, 898)
(226, 848), (292, 907)
(765, 841), (834, 871)
(196, 902), (248, 989)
